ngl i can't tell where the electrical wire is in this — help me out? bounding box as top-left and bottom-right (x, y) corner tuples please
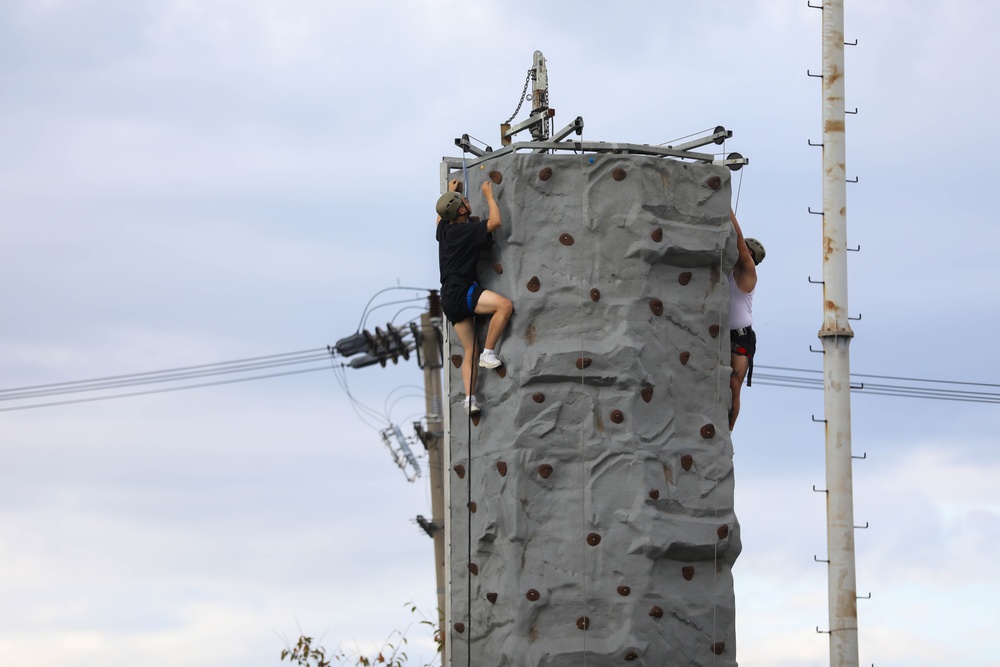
(2, 356), (996, 413)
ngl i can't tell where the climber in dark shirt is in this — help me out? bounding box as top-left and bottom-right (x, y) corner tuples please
(435, 179), (513, 415)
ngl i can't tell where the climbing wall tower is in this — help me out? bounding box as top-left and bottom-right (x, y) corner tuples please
(442, 137), (744, 666)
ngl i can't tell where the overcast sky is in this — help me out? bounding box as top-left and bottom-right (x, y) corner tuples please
(2, 2), (999, 666)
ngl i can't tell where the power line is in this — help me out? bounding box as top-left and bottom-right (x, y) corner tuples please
(1, 355), (997, 413)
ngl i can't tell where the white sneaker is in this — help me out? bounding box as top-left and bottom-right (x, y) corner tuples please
(479, 350), (502, 369)
(463, 396), (480, 415)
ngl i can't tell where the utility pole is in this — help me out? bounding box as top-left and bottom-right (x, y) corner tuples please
(818, 1), (860, 665)
(417, 294), (447, 638)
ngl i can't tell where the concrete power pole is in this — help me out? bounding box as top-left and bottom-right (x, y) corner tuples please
(819, 1), (860, 665)
(418, 295), (447, 638)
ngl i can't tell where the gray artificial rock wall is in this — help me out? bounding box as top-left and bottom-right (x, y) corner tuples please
(444, 151), (741, 667)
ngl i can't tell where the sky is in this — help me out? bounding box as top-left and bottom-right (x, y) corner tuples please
(2, 1), (999, 666)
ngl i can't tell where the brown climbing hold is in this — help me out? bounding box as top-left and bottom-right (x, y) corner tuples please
(641, 387), (654, 403)
(451, 355), (462, 368)
(712, 642), (726, 656)
(576, 616), (590, 631)
(649, 606), (664, 619)
(454, 622), (465, 634)
(527, 276), (541, 292)
(682, 566), (695, 581)
(617, 586), (631, 597)
(706, 175), (722, 190)
(486, 592), (498, 604)
(651, 228), (663, 242)
(709, 324), (720, 338)
(649, 299), (663, 316)
(612, 167), (627, 181)
(526, 589), (540, 602)
(453, 464), (466, 479)
(469, 563), (479, 576)
(717, 525), (729, 539)
(701, 424), (716, 439)
(492, 262), (503, 275)
(496, 461), (508, 477)
(538, 167), (553, 181)
(680, 454), (694, 471)
(467, 502), (477, 513)
(587, 532), (602, 546)
(538, 464), (554, 479)
(559, 233), (575, 246)
(576, 357), (592, 370)
(648, 489), (660, 500)
(488, 170), (502, 184)
(495, 366), (506, 379)
(532, 393), (545, 403)
(610, 409), (624, 424)
(678, 271), (692, 286)
(624, 652), (638, 661)
(590, 288), (601, 302)
(471, 413), (481, 426)
(679, 351), (691, 365)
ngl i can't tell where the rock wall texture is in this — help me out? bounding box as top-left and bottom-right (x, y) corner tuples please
(445, 151), (741, 667)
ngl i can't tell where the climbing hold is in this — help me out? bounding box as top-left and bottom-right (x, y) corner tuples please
(467, 501), (477, 513)
(559, 233), (575, 246)
(617, 586), (631, 597)
(678, 271), (692, 286)
(588, 157), (595, 164)
(488, 170), (502, 184)
(590, 288), (601, 302)
(451, 355), (462, 369)
(587, 532), (602, 546)
(532, 393), (545, 403)
(454, 464), (466, 479)
(612, 167), (627, 181)
(709, 324), (720, 338)
(575, 357), (592, 370)
(454, 622), (465, 634)
(679, 351), (691, 365)
(624, 652), (638, 661)
(641, 387), (654, 403)
(469, 563), (479, 576)
(682, 566), (695, 581)
(610, 409), (624, 424)
(651, 228), (663, 242)
(526, 589), (540, 602)
(471, 413), (481, 426)
(649, 299), (663, 316)
(712, 642), (726, 655)
(701, 424), (716, 439)
(538, 464), (554, 479)
(649, 606), (663, 619)
(717, 525), (729, 539)
(492, 262), (504, 275)
(648, 489), (659, 500)
(706, 175), (722, 190)
(486, 592), (498, 604)
(680, 454), (694, 471)
(576, 616), (590, 631)
(495, 366), (507, 379)
(527, 276), (541, 292)
(496, 461), (508, 477)
(539, 167), (553, 181)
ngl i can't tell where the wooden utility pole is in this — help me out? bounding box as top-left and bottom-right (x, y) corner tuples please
(418, 295), (447, 637)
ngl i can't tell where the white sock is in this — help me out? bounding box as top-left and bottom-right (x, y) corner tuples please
(483, 348), (495, 355)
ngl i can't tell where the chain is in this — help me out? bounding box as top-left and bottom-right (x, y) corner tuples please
(503, 69), (533, 125)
